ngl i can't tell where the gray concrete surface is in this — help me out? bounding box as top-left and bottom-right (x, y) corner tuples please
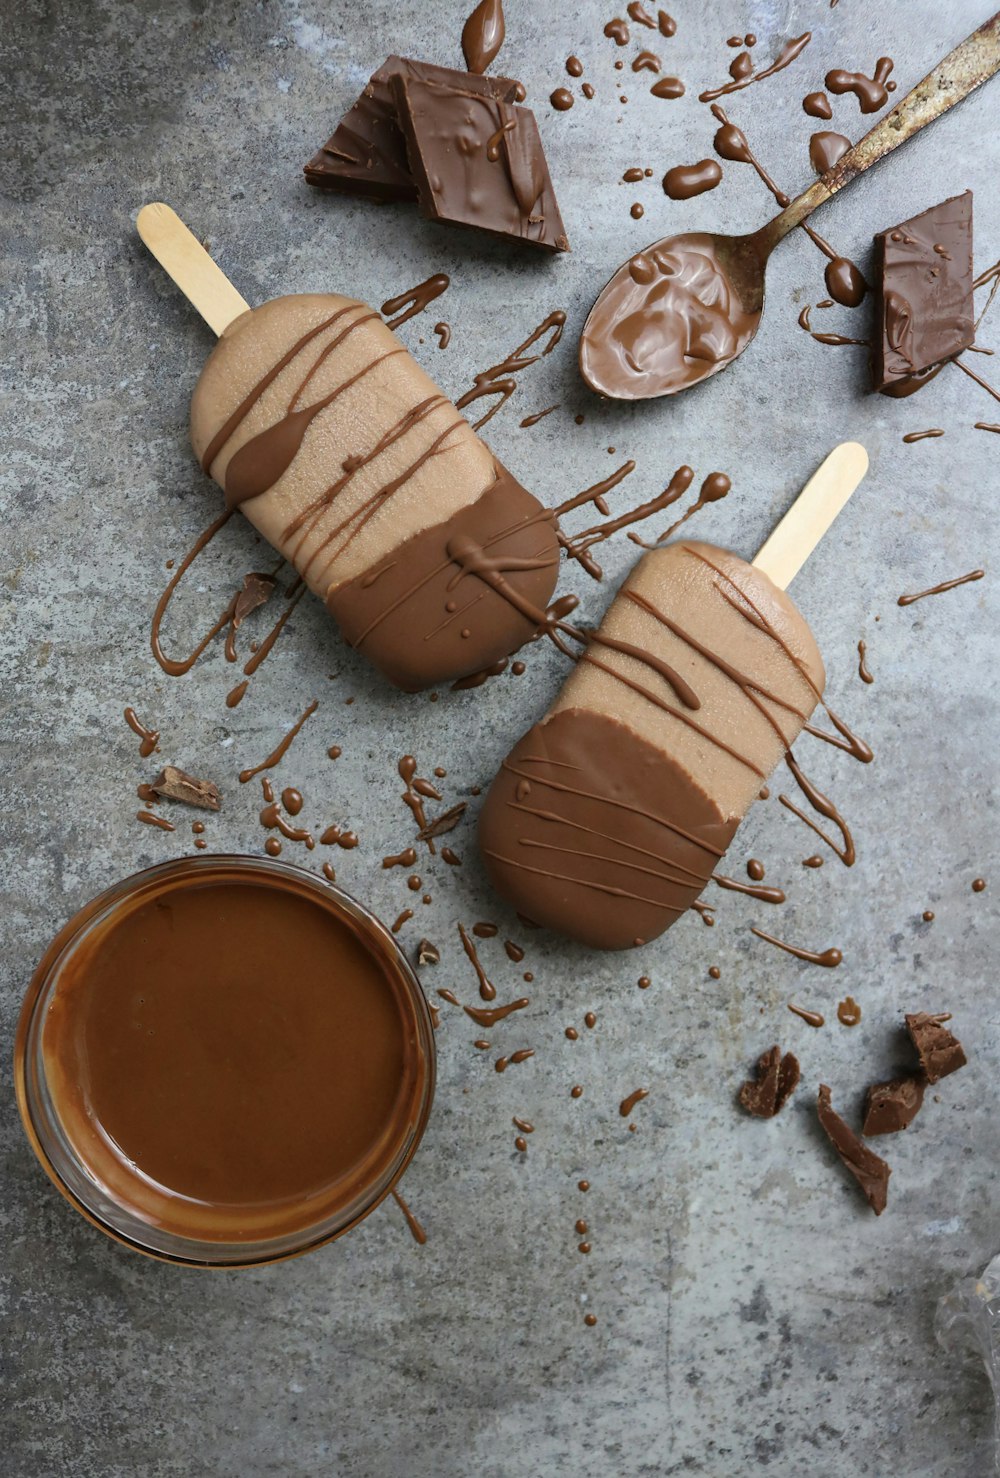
(2, 1), (999, 1473)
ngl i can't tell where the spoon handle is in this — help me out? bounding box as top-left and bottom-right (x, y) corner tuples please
(755, 9), (1000, 252)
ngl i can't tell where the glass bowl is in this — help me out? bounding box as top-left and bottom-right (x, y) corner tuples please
(14, 855), (436, 1268)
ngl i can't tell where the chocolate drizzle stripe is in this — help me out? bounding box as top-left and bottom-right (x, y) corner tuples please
(513, 836), (711, 893)
(480, 849), (688, 913)
(580, 653), (768, 777)
(308, 417), (468, 577)
(779, 751), (855, 865)
(699, 32), (811, 104)
(200, 305), (361, 476)
(289, 395), (452, 565)
(506, 801), (711, 884)
(897, 567), (985, 606)
(624, 588), (807, 737)
(500, 759), (726, 856)
(240, 582), (307, 679)
(277, 348), (410, 536)
(684, 547), (820, 693)
(289, 311), (382, 410)
(585, 630), (700, 709)
(423, 590), (487, 640)
(151, 510), (236, 677)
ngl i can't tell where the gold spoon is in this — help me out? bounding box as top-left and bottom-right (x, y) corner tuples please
(579, 11), (1000, 401)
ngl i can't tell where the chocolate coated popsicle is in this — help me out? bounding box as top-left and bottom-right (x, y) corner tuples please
(189, 293), (560, 690)
(478, 541), (825, 949)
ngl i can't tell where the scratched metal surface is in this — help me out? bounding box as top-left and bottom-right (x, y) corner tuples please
(1, 1), (998, 1473)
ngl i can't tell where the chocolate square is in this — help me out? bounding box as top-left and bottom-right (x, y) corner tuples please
(872, 191), (974, 392)
(392, 73), (569, 253)
(304, 57), (522, 202)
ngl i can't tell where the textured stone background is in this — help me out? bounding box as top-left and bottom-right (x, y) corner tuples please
(2, 1), (998, 1473)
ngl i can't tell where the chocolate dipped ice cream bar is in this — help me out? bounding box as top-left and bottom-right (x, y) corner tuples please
(140, 207), (560, 691)
(478, 446), (867, 949)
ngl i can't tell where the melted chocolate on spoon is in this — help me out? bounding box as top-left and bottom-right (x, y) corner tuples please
(579, 234), (760, 399)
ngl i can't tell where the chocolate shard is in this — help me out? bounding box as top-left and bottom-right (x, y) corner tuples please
(416, 802), (468, 842)
(862, 1075), (926, 1136)
(817, 1084), (891, 1215)
(149, 765), (222, 812)
(304, 57), (522, 202)
(391, 73), (569, 253)
(416, 938), (441, 966)
(738, 1044), (800, 1118)
(871, 191), (974, 393)
(905, 1012), (967, 1084)
(233, 571), (276, 626)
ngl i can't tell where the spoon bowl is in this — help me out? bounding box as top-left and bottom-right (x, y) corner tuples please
(578, 12), (1000, 402)
(579, 229), (768, 401)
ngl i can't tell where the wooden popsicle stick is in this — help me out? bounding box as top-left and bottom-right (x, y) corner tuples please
(752, 442), (868, 591)
(136, 203), (250, 337)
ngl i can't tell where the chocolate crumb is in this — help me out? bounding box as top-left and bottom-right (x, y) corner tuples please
(738, 1045), (800, 1118)
(862, 1075), (925, 1136)
(817, 1084), (891, 1215)
(416, 938), (441, 966)
(905, 1012), (967, 1083)
(415, 802), (468, 842)
(149, 765), (222, 812)
(233, 571), (276, 626)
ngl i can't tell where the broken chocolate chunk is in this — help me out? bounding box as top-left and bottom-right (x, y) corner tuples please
(233, 571), (276, 626)
(149, 765), (222, 812)
(416, 938), (441, 966)
(415, 802), (467, 842)
(905, 1012), (967, 1084)
(738, 1044), (800, 1118)
(862, 1075), (926, 1136)
(392, 73), (569, 253)
(872, 191), (974, 393)
(817, 1084), (891, 1215)
(304, 57), (522, 202)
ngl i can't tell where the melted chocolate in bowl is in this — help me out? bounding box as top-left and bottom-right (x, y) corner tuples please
(15, 857), (435, 1265)
(580, 232), (761, 399)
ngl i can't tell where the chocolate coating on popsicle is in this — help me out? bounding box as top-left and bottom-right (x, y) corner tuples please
(478, 541), (824, 948)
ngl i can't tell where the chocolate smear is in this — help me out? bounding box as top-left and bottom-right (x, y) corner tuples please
(462, 0), (506, 74)
(817, 1084), (891, 1215)
(905, 1012), (967, 1084)
(738, 1044), (800, 1118)
(862, 1076), (925, 1136)
(149, 765), (222, 812)
(825, 57), (894, 114)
